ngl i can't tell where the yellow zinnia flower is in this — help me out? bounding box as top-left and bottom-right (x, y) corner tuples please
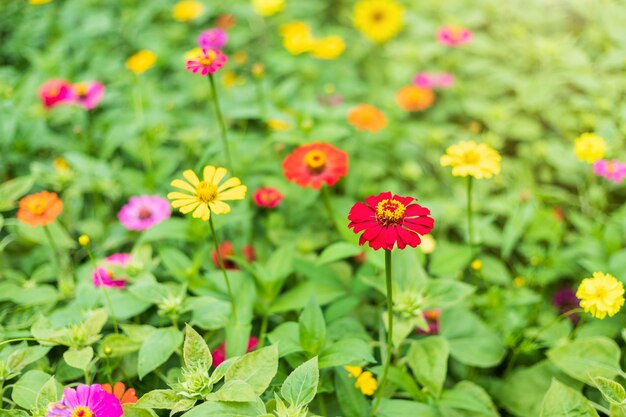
(353, 0), (404, 44)
(576, 272), (624, 319)
(440, 140), (501, 179)
(280, 22), (316, 55)
(126, 50), (157, 75)
(311, 36), (346, 60)
(344, 366), (377, 396)
(167, 166), (247, 221)
(172, 1), (205, 22)
(574, 132), (606, 163)
(252, 0), (285, 16)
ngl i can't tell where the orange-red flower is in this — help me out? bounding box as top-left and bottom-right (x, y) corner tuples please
(395, 85), (435, 112)
(253, 187), (284, 208)
(347, 104), (387, 132)
(16, 191), (63, 227)
(282, 142), (348, 189)
(102, 382), (138, 405)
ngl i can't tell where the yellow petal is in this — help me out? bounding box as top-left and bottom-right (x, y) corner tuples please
(171, 179), (197, 193)
(179, 202), (200, 213)
(217, 177), (241, 192)
(167, 192), (196, 200)
(192, 203), (209, 219)
(209, 201), (231, 214)
(202, 166), (216, 183)
(211, 167), (228, 186)
(217, 185), (247, 201)
(183, 169), (200, 186)
(171, 198), (199, 208)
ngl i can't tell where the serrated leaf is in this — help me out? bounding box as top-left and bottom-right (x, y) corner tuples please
(183, 325), (211, 371)
(540, 379), (598, 417)
(206, 380), (257, 402)
(592, 376), (626, 405)
(281, 356), (319, 408)
(136, 389), (183, 409)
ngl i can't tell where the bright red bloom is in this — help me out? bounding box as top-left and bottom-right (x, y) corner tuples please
(211, 241), (256, 269)
(253, 187), (284, 209)
(282, 142), (348, 190)
(348, 192), (434, 250)
(101, 382), (138, 405)
(39, 79), (75, 109)
(212, 337), (258, 367)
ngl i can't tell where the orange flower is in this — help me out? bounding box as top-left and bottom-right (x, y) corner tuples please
(347, 104), (387, 132)
(282, 142), (348, 189)
(102, 382), (138, 405)
(395, 85), (435, 112)
(17, 191), (63, 227)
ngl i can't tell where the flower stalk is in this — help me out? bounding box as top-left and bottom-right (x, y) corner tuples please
(209, 216), (238, 323)
(198, 73), (233, 173)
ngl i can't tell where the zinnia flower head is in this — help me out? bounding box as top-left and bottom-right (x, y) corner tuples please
(17, 191), (63, 227)
(46, 384), (123, 417)
(117, 195), (171, 231)
(437, 25), (473, 47)
(347, 104), (387, 132)
(311, 36), (346, 60)
(440, 140), (501, 179)
(395, 85), (435, 112)
(186, 49), (228, 76)
(417, 309), (440, 334)
(198, 28), (228, 50)
(211, 241), (256, 270)
(282, 142), (348, 190)
(167, 166), (247, 221)
(253, 187), (284, 209)
(126, 50), (157, 75)
(348, 192), (434, 250)
(279, 22), (316, 55)
(593, 159), (626, 183)
(39, 79), (75, 109)
(101, 382), (138, 405)
(353, 0), (404, 44)
(72, 82), (105, 110)
(576, 272), (624, 319)
(552, 288), (580, 324)
(574, 133), (606, 163)
(344, 366), (377, 396)
(252, 0), (285, 16)
(92, 253), (132, 289)
(212, 337), (259, 367)
(172, 0), (205, 21)
(413, 72), (455, 89)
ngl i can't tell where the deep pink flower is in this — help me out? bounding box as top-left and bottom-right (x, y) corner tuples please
(412, 72), (455, 89)
(92, 253), (132, 289)
(198, 28), (228, 50)
(437, 25), (473, 47)
(593, 159), (626, 183)
(46, 384), (123, 417)
(253, 187), (284, 209)
(212, 337), (258, 367)
(118, 195), (171, 231)
(186, 48), (227, 76)
(417, 309), (440, 335)
(211, 241), (256, 270)
(72, 81), (105, 110)
(39, 79), (75, 109)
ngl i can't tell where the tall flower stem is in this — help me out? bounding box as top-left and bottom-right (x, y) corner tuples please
(84, 243), (119, 334)
(209, 216), (238, 323)
(43, 224), (73, 297)
(198, 73), (233, 173)
(466, 176), (476, 260)
(370, 249), (393, 417)
(321, 185), (340, 233)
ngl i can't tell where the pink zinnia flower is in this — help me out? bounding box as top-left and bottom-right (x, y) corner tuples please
(92, 253), (132, 289)
(198, 28), (228, 50)
(72, 81), (105, 110)
(46, 384), (123, 417)
(212, 337), (258, 367)
(593, 159), (626, 183)
(39, 79), (75, 109)
(252, 187), (284, 209)
(186, 48), (227, 75)
(412, 72), (455, 89)
(437, 25), (473, 47)
(118, 195), (171, 231)
(211, 241), (255, 270)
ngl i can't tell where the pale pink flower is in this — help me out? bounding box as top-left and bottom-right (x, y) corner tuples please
(413, 72), (455, 89)
(72, 81), (105, 110)
(186, 48), (227, 75)
(437, 25), (473, 47)
(118, 195), (171, 231)
(593, 159), (626, 183)
(198, 28), (228, 50)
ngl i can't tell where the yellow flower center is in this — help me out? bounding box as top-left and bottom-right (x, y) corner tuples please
(199, 50), (217, 66)
(74, 82), (88, 97)
(462, 150), (481, 165)
(27, 198), (47, 215)
(607, 162), (616, 173)
(376, 199), (406, 225)
(71, 406), (93, 417)
(371, 10), (386, 22)
(304, 150), (327, 173)
(196, 181), (218, 203)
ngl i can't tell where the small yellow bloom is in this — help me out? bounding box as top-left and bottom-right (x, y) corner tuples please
(267, 119), (292, 131)
(232, 52), (248, 65)
(222, 70), (245, 88)
(251, 63), (265, 78)
(167, 166), (247, 221)
(184, 48), (202, 63)
(353, 0), (404, 44)
(78, 235), (90, 247)
(252, 0), (285, 16)
(471, 259), (483, 271)
(29, 0), (52, 4)
(311, 36), (345, 60)
(344, 366), (377, 396)
(53, 157), (70, 171)
(576, 272), (624, 319)
(440, 140), (501, 179)
(574, 132), (606, 163)
(419, 234), (436, 254)
(280, 22), (316, 55)
(126, 50), (157, 75)
(513, 276), (526, 288)
(172, 1), (205, 22)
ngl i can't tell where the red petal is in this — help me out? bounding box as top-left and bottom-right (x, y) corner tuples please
(404, 217), (434, 234)
(398, 227), (422, 248)
(405, 203), (431, 217)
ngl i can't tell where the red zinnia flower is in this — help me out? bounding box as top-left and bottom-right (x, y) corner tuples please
(212, 336), (258, 367)
(253, 187), (284, 209)
(101, 382), (138, 405)
(348, 192), (434, 250)
(211, 241), (256, 269)
(282, 142), (348, 190)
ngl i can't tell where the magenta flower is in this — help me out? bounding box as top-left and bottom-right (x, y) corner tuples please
(118, 195), (171, 231)
(593, 159), (626, 183)
(186, 48), (227, 76)
(39, 79), (75, 109)
(212, 337), (258, 367)
(437, 25), (473, 47)
(92, 253), (132, 289)
(413, 72), (455, 89)
(46, 384), (123, 417)
(72, 81), (105, 110)
(198, 28), (228, 50)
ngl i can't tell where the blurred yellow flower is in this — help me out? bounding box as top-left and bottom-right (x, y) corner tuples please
(172, 1), (205, 22)
(252, 0), (285, 16)
(251, 63), (265, 78)
(513, 276), (526, 288)
(440, 140), (501, 179)
(78, 235), (90, 246)
(419, 234), (436, 254)
(576, 272), (624, 319)
(222, 70), (245, 88)
(344, 366), (377, 396)
(53, 157), (70, 171)
(184, 48), (202, 62)
(126, 50), (157, 75)
(232, 51), (248, 65)
(574, 132), (606, 163)
(29, 0), (52, 4)
(280, 22), (316, 55)
(354, 0), (404, 43)
(267, 119), (292, 131)
(471, 259), (483, 271)
(311, 36), (345, 59)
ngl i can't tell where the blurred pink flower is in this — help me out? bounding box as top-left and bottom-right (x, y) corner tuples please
(212, 337), (258, 367)
(593, 159), (626, 183)
(72, 81), (105, 110)
(39, 79), (75, 109)
(211, 241), (256, 270)
(92, 253), (131, 289)
(252, 187), (284, 209)
(417, 309), (440, 335)
(413, 72), (455, 89)
(437, 25), (473, 47)
(186, 48), (227, 75)
(118, 195), (171, 231)
(198, 28), (228, 50)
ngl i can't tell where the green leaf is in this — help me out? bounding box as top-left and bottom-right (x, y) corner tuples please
(439, 381), (500, 417)
(547, 336), (621, 385)
(225, 344), (278, 396)
(501, 201), (536, 259)
(136, 389), (183, 409)
(6, 345), (51, 374)
(593, 376), (626, 405)
(98, 334), (141, 358)
(317, 242), (362, 265)
(299, 297), (326, 355)
(11, 370), (53, 409)
(335, 368), (369, 417)
(181, 398), (266, 417)
(281, 356), (319, 408)
(160, 247), (193, 281)
(378, 399), (438, 417)
(206, 380), (257, 402)
(0, 176), (34, 211)
(137, 328), (183, 379)
(423, 279), (474, 310)
(121, 404), (160, 417)
(35, 376), (59, 410)
(83, 308), (109, 336)
(63, 347), (94, 371)
(318, 338), (374, 368)
(407, 336), (449, 396)
(268, 322), (302, 356)
(540, 379), (599, 417)
(429, 243), (472, 277)
(183, 325), (211, 371)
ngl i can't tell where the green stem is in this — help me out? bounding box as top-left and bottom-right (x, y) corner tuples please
(133, 76), (153, 174)
(370, 250), (393, 417)
(589, 400), (610, 415)
(253, 78), (268, 123)
(321, 185), (340, 233)
(317, 393), (328, 416)
(84, 244), (119, 334)
(258, 314), (269, 348)
(199, 73), (233, 173)
(466, 176), (476, 260)
(209, 216), (238, 323)
(43, 224), (73, 296)
(0, 337), (71, 348)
